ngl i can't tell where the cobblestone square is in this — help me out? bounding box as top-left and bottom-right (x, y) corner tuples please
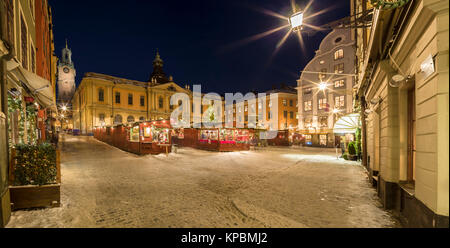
(6, 135), (400, 228)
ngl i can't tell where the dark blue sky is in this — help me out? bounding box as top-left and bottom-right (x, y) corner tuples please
(49, 0), (349, 94)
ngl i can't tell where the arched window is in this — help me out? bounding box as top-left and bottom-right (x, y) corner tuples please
(114, 115), (123, 124)
(159, 97), (164, 109)
(98, 88), (104, 102)
(127, 116), (135, 123)
(139, 116), (145, 122)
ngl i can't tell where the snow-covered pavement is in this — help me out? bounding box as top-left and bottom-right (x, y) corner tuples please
(6, 135), (400, 228)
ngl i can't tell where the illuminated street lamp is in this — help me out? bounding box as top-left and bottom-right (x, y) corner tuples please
(61, 105), (68, 112)
(318, 82), (328, 91)
(332, 108), (340, 114)
(289, 11), (304, 31)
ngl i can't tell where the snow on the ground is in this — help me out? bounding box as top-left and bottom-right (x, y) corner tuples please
(6, 135), (400, 228)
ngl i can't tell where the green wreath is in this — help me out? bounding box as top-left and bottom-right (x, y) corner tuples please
(371, 0), (410, 10)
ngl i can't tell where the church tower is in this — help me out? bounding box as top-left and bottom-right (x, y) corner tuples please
(57, 40), (76, 104)
(149, 49), (169, 85)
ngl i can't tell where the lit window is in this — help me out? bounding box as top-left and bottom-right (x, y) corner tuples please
(319, 68), (327, 80)
(283, 99), (287, 106)
(320, 134), (327, 146)
(304, 101), (312, 111)
(334, 49), (344, 60)
(335, 96), (345, 108)
(319, 98), (328, 110)
(319, 116), (328, 127)
(319, 60), (325, 65)
(334, 79), (345, 88)
(334, 63), (344, 74)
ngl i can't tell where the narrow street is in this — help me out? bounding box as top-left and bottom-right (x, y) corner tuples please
(6, 135), (400, 228)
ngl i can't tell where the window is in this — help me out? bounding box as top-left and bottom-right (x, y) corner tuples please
(335, 96), (345, 108)
(268, 111), (272, 120)
(290, 111), (294, 119)
(304, 101), (312, 111)
(115, 92), (121, 104)
(128, 94), (133, 105)
(98, 89), (104, 102)
(21, 14), (28, 70)
(127, 116), (135, 123)
(334, 49), (344, 60)
(139, 116), (145, 122)
(304, 88), (312, 95)
(319, 98), (328, 110)
(334, 63), (344, 74)
(334, 79), (345, 88)
(319, 60), (325, 65)
(289, 100), (293, 107)
(282, 99), (287, 106)
(283, 111), (288, 118)
(30, 44), (35, 73)
(319, 116), (328, 127)
(140, 96), (145, 106)
(159, 97), (164, 109)
(319, 68), (327, 80)
(99, 114), (105, 123)
(114, 115), (122, 124)
(320, 135), (327, 146)
(304, 118), (312, 128)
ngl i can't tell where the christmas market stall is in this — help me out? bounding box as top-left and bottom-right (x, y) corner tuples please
(94, 119), (172, 155)
(173, 127), (253, 152)
(267, 130), (291, 146)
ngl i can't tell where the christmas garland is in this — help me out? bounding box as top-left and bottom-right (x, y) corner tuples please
(7, 95), (25, 146)
(370, 0), (410, 10)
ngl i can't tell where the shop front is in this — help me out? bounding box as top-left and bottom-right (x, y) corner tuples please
(93, 120), (172, 155)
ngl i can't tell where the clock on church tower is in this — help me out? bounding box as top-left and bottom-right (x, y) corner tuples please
(57, 41), (76, 104)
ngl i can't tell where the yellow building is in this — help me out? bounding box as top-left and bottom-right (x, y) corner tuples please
(72, 51), (192, 134)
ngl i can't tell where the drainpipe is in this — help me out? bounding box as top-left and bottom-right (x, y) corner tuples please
(360, 96), (368, 170)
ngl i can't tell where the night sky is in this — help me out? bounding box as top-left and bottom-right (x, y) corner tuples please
(48, 0), (349, 94)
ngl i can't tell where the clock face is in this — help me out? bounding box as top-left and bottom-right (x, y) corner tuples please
(63, 67), (69, 73)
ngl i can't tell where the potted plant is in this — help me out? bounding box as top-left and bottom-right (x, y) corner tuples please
(347, 142), (358, 161)
(9, 143), (61, 210)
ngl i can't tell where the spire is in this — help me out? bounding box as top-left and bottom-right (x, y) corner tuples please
(149, 49), (169, 84)
(65, 39), (68, 49)
(153, 48), (163, 67)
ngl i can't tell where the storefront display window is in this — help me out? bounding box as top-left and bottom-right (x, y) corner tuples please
(144, 126), (151, 138)
(320, 135), (327, 146)
(199, 130), (218, 142)
(151, 127), (170, 144)
(129, 126), (140, 142)
(305, 135), (312, 146)
(178, 128), (184, 139)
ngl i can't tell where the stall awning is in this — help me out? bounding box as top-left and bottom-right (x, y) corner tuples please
(333, 113), (361, 134)
(7, 59), (56, 109)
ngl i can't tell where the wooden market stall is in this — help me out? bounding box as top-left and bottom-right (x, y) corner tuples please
(93, 120), (172, 155)
(173, 127), (254, 152)
(267, 130), (291, 146)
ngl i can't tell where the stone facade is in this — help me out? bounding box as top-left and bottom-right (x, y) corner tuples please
(297, 28), (356, 147)
(354, 0), (449, 227)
